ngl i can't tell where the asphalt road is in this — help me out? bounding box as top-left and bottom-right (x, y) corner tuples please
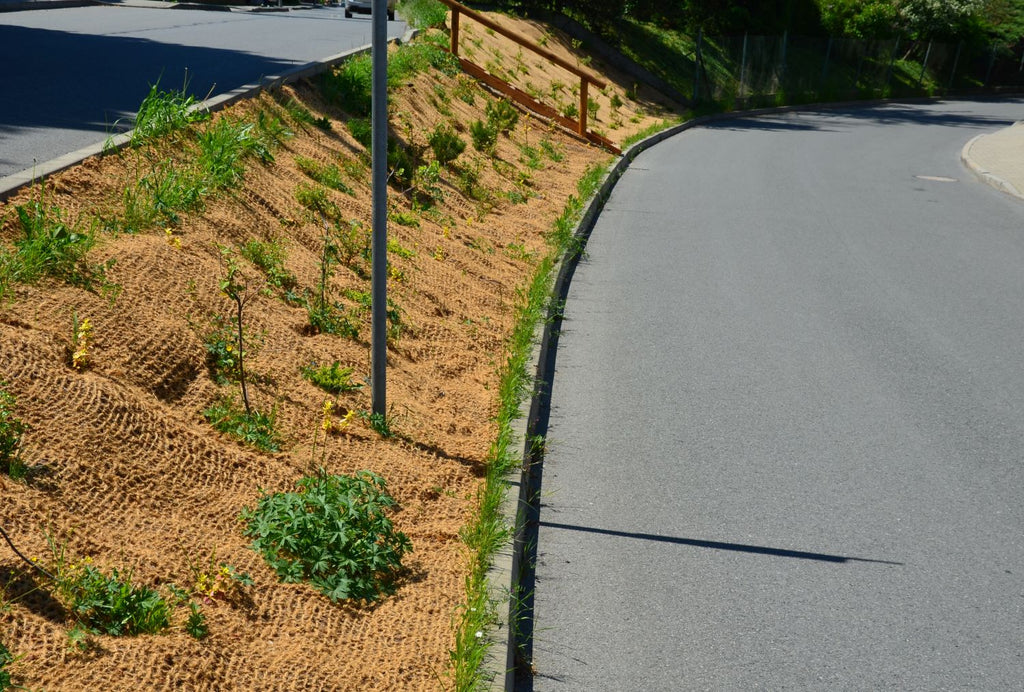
(528, 100), (1024, 690)
(0, 4), (406, 179)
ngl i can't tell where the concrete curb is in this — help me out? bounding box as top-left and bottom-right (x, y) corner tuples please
(0, 28), (417, 202)
(960, 132), (1024, 201)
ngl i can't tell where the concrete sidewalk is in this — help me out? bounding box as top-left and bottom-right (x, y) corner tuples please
(962, 121), (1024, 200)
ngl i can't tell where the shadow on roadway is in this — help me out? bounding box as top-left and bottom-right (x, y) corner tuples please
(703, 99), (1022, 132)
(0, 24), (300, 138)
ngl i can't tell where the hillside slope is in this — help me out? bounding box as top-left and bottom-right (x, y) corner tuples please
(0, 13), (677, 690)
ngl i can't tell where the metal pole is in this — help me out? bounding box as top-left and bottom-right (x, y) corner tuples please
(371, 0), (388, 416)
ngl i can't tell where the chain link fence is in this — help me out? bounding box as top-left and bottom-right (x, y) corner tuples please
(685, 34), (1024, 108)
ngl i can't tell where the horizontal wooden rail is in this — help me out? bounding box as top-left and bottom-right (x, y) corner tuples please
(436, 0), (618, 153)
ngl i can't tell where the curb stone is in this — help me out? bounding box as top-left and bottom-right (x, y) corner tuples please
(960, 132), (1024, 201)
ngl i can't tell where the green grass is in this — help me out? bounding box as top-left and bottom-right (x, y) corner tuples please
(450, 160), (612, 689)
(130, 83), (210, 146)
(294, 157), (355, 196)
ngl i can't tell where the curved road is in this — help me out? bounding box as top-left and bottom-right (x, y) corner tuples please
(0, 4), (405, 180)
(529, 100), (1024, 690)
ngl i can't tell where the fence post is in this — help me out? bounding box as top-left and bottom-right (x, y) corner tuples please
(450, 7), (460, 57)
(694, 27), (703, 104)
(821, 36), (833, 86)
(739, 32), (748, 102)
(948, 41), (963, 91)
(917, 40), (932, 90)
(779, 30), (788, 89)
(885, 37), (900, 93)
(579, 79), (589, 136)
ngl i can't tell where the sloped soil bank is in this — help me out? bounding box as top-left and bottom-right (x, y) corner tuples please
(0, 14), (678, 690)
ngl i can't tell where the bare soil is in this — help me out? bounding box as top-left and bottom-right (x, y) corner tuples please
(0, 12), (680, 690)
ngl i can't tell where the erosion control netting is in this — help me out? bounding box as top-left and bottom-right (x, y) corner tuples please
(0, 88), (608, 692)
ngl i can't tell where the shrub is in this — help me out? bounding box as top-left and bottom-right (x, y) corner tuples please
(428, 124), (466, 166)
(485, 98), (519, 135)
(240, 470), (412, 602)
(469, 120), (497, 152)
(320, 55), (372, 117)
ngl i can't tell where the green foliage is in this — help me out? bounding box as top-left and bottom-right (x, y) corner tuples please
(294, 157), (354, 195)
(428, 124), (467, 166)
(295, 183), (339, 219)
(240, 470), (412, 602)
(0, 640), (13, 690)
(240, 238), (297, 291)
(321, 54), (373, 117)
(196, 118), (274, 188)
(388, 38), (461, 86)
(185, 601), (208, 640)
(469, 120), (498, 152)
(0, 384), (28, 480)
(131, 83), (209, 146)
(347, 118), (373, 149)
(300, 362), (363, 394)
(113, 159), (206, 234)
(203, 314), (257, 385)
(203, 398), (281, 452)
(397, 0), (448, 28)
(485, 98), (519, 135)
(54, 561), (171, 636)
(281, 98), (332, 130)
(12, 199), (96, 287)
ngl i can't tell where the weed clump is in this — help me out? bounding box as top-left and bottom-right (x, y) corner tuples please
(0, 384), (28, 480)
(240, 470), (412, 602)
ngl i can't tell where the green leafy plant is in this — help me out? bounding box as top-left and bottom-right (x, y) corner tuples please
(300, 362), (363, 395)
(240, 470), (412, 602)
(240, 238), (297, 291)
(49, 543), (171, 637)
(397, 0), (447, 29)
(0, 640), (17, 690)
(294, 157), (354, 196)
(281, 98), (331, 130)
(203, 397), (281, 452)
(295, 183), (339, 219)
(185, 601), (208, 640)
(427, 124), (466, 166)
(307, 220), (359, 337)
(0, 384), (28, 481)
(347, 117), (372, 149)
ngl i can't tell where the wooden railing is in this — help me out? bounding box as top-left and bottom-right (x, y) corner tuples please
(435, 0), (620, 153)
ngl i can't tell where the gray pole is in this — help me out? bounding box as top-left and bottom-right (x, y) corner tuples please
(371, 0), (388, 416)
(739, 33), (748, 103)
(693, 28), (702, 104)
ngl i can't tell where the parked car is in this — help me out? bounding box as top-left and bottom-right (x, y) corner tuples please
(344, 0), (395, 21)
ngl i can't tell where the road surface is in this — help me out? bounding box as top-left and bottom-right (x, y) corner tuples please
(528, 99), (1024, 690)
(0, 4), (405, 179)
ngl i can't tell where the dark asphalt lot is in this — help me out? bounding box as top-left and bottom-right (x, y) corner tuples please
(0, 4), (405, 179)
(527, 99), (1024, 690)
